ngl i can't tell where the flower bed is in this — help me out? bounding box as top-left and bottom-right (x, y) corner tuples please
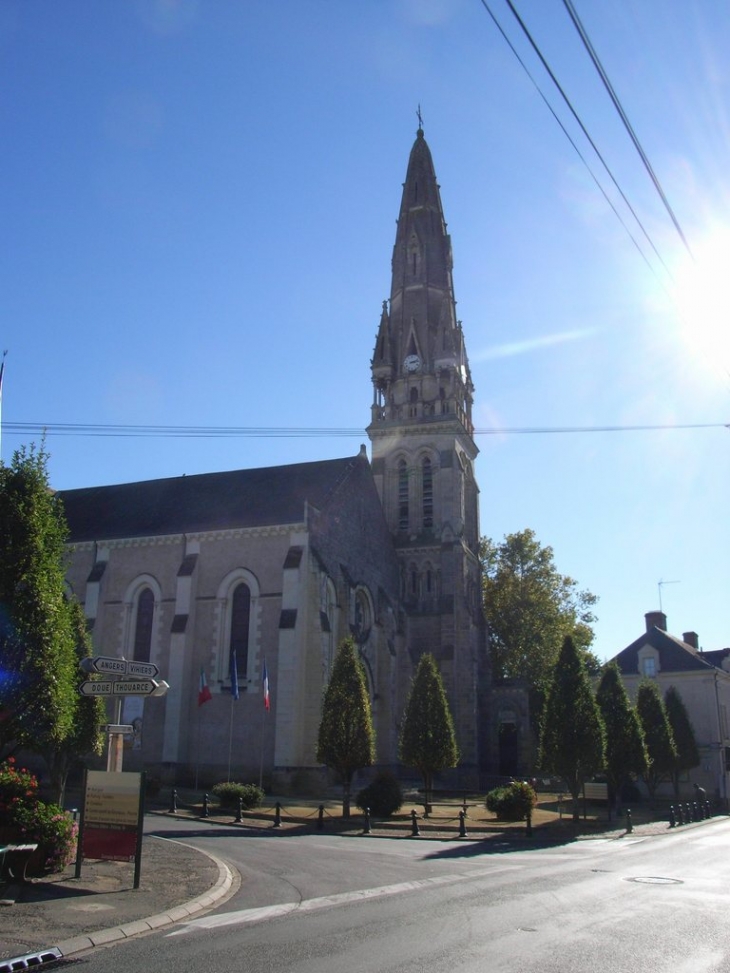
(0, 758), (77, 875)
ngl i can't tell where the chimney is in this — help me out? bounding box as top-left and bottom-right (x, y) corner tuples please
(645, 610), (667, 632)
(683, 631), (699, 650)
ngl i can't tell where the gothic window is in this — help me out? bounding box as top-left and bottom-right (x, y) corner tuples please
(408, 387), (418, 417)
(215, 569), (260, 688)
(229, 583), (251, 680)
(123, 575), (161, 665)
(422, 457), (433, 528)
(410, 564), (418, 598)
(133, 588), (154, 663)
(398, 460), (409, 531)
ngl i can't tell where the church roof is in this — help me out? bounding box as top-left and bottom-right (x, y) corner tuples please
(59, 452), (371, 542)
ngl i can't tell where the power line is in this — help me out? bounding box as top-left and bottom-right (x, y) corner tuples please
(2, 420), (726, 440)
(561, 0), (693, 258)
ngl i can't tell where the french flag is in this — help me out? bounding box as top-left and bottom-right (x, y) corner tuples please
(263, 661), (270, 711)
(198, 667), (212, 706)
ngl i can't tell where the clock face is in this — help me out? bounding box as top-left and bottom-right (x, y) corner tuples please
(404, 354), (421, 373)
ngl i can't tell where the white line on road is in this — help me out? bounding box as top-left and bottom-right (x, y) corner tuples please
(168, 869), (515, 935)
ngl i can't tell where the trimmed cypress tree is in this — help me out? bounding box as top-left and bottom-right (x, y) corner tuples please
(596, 662), (647, 815)
(399, 653), (459, 808)
(636, 680), (677, 801)
(539, 635), (605, 822)
(664, 685), (700, 798)
(316, 637), (375, 818)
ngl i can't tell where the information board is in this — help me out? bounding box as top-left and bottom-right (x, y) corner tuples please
(77, 770), (145, 885)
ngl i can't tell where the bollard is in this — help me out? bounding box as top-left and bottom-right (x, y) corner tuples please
(235, 796), (243, 823)
(169, 788), (178, 814)
(677, 804), (684, 825)
(273, 801), (282, 828)
(410, 808), (420, 837)
(690, 802), (697, 823)
(201, 793), (210, 819)
(459, 810), (468, 838)
(626, 808), (633, 834)
(318, 804), (325, 830)
(363, 807), (372, 835)
(669, 805), (676, 828)
(705, 800), (711, 819)
(525, 809), (532, 838)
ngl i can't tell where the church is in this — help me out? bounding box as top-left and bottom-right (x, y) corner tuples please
(60, 126), (493, 792)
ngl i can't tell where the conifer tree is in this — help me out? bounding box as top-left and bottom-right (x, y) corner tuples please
(664, 685), (700, 798)
(0, 445), (79, 772)
(539, 635), (605, 822)
(596, 662), (647, 815)
(316, 637), (375, 818)
(399, 653), (459, 809)
(636, 680), (677, 801)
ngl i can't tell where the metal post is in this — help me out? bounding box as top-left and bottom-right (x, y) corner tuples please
(525, 809), (532, 838)
(363, 807), (372, 835)
(201, 793), (209, 818)
(677, 804), (684, 825)
(459, 810), (467, 838)
(669, 805), (676, 828)
(410, 808), (420, 837)
(235, 796), (243, 823)
(318, 804), (325, 830)
(274, 801), (282, 828)
(626, 808), (633, 834)
(169, 788), (178, 814)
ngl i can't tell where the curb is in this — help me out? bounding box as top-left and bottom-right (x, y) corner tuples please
(54, 842), (236, 960)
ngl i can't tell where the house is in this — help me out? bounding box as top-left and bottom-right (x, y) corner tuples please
(610, 610), (730, 802)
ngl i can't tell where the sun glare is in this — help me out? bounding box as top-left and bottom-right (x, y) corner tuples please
(672, 227), (730, 383)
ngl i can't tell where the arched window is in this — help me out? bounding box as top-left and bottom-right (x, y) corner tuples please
(133, 587), (154, 663)
(229, 583), (251, 679)
(422, 457), (433, 528)
(215, 568), (260, 689)
(398, 460), (409, 531)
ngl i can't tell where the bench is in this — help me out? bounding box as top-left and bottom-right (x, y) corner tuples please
(0, 843), (40, 884)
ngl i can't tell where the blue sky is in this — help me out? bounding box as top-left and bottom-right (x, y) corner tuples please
(2, 0), (728, 661)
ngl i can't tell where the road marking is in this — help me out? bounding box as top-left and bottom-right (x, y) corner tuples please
(168, 869), (514, 935)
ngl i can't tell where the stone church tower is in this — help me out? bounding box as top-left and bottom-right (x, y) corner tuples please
(367, 125), (486, 778)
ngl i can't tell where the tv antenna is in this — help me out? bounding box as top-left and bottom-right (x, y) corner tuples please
(658, 578), (680, 612)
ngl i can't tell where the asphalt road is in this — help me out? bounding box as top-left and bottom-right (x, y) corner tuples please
(72, 816), (730, 972)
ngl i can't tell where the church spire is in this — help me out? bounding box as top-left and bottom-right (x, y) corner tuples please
(369, 125), (474, 432)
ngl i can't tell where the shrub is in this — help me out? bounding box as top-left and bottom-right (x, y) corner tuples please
(211, 781), (264, 810)
(0, 759), (77, 873)
(356, 772), (403, 818)
(486, 781), (538, 821)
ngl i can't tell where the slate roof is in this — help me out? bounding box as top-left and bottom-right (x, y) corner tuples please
(612, 626), (719, 675)
(58, 453), (371, 543)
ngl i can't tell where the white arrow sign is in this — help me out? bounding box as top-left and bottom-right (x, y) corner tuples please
(111, 680), (160, 696)
(126, 661), (159, 678)
(79, 681), (114, 696)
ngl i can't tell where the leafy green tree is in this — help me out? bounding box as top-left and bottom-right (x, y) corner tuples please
(539, 635), (605, 822)
(481, 530), (598, 709)
(399, 653), (459, 809)
(664, 686), (700, 798)
(0, 445), (79, 769)
(596, 663), (647, 816)
(316, 638), (375, 818)
(636, 680), (677, 801)
(42, 600), (105, 804)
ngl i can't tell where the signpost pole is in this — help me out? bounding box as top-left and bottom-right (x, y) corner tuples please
(133, 771), (146, 889)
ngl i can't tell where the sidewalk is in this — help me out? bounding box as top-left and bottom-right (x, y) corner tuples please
(0, 831), (236, 965)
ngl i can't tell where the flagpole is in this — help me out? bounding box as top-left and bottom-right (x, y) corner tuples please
(259, 700), (265, 790)
(0, 350), (7, 465)
(227, 695), (234, 783)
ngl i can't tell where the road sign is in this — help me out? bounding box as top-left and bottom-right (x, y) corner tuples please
(79, 681), (114, 696)
(126, 661), (159, 678)
(103, 724), (134, 734)
(84, 656), (128, 675)
(111, 680), (159, 696)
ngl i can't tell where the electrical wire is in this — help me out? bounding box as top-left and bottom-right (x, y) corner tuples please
(561, 0), (693, 258)
(1, 420), (726, 439)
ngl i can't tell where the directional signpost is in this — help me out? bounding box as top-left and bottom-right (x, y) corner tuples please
(78, 655), (169, 772)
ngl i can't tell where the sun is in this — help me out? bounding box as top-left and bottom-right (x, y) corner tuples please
(671, 225), (730, 382)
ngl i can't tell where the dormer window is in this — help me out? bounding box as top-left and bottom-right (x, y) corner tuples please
(643, 657), (656, 677)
